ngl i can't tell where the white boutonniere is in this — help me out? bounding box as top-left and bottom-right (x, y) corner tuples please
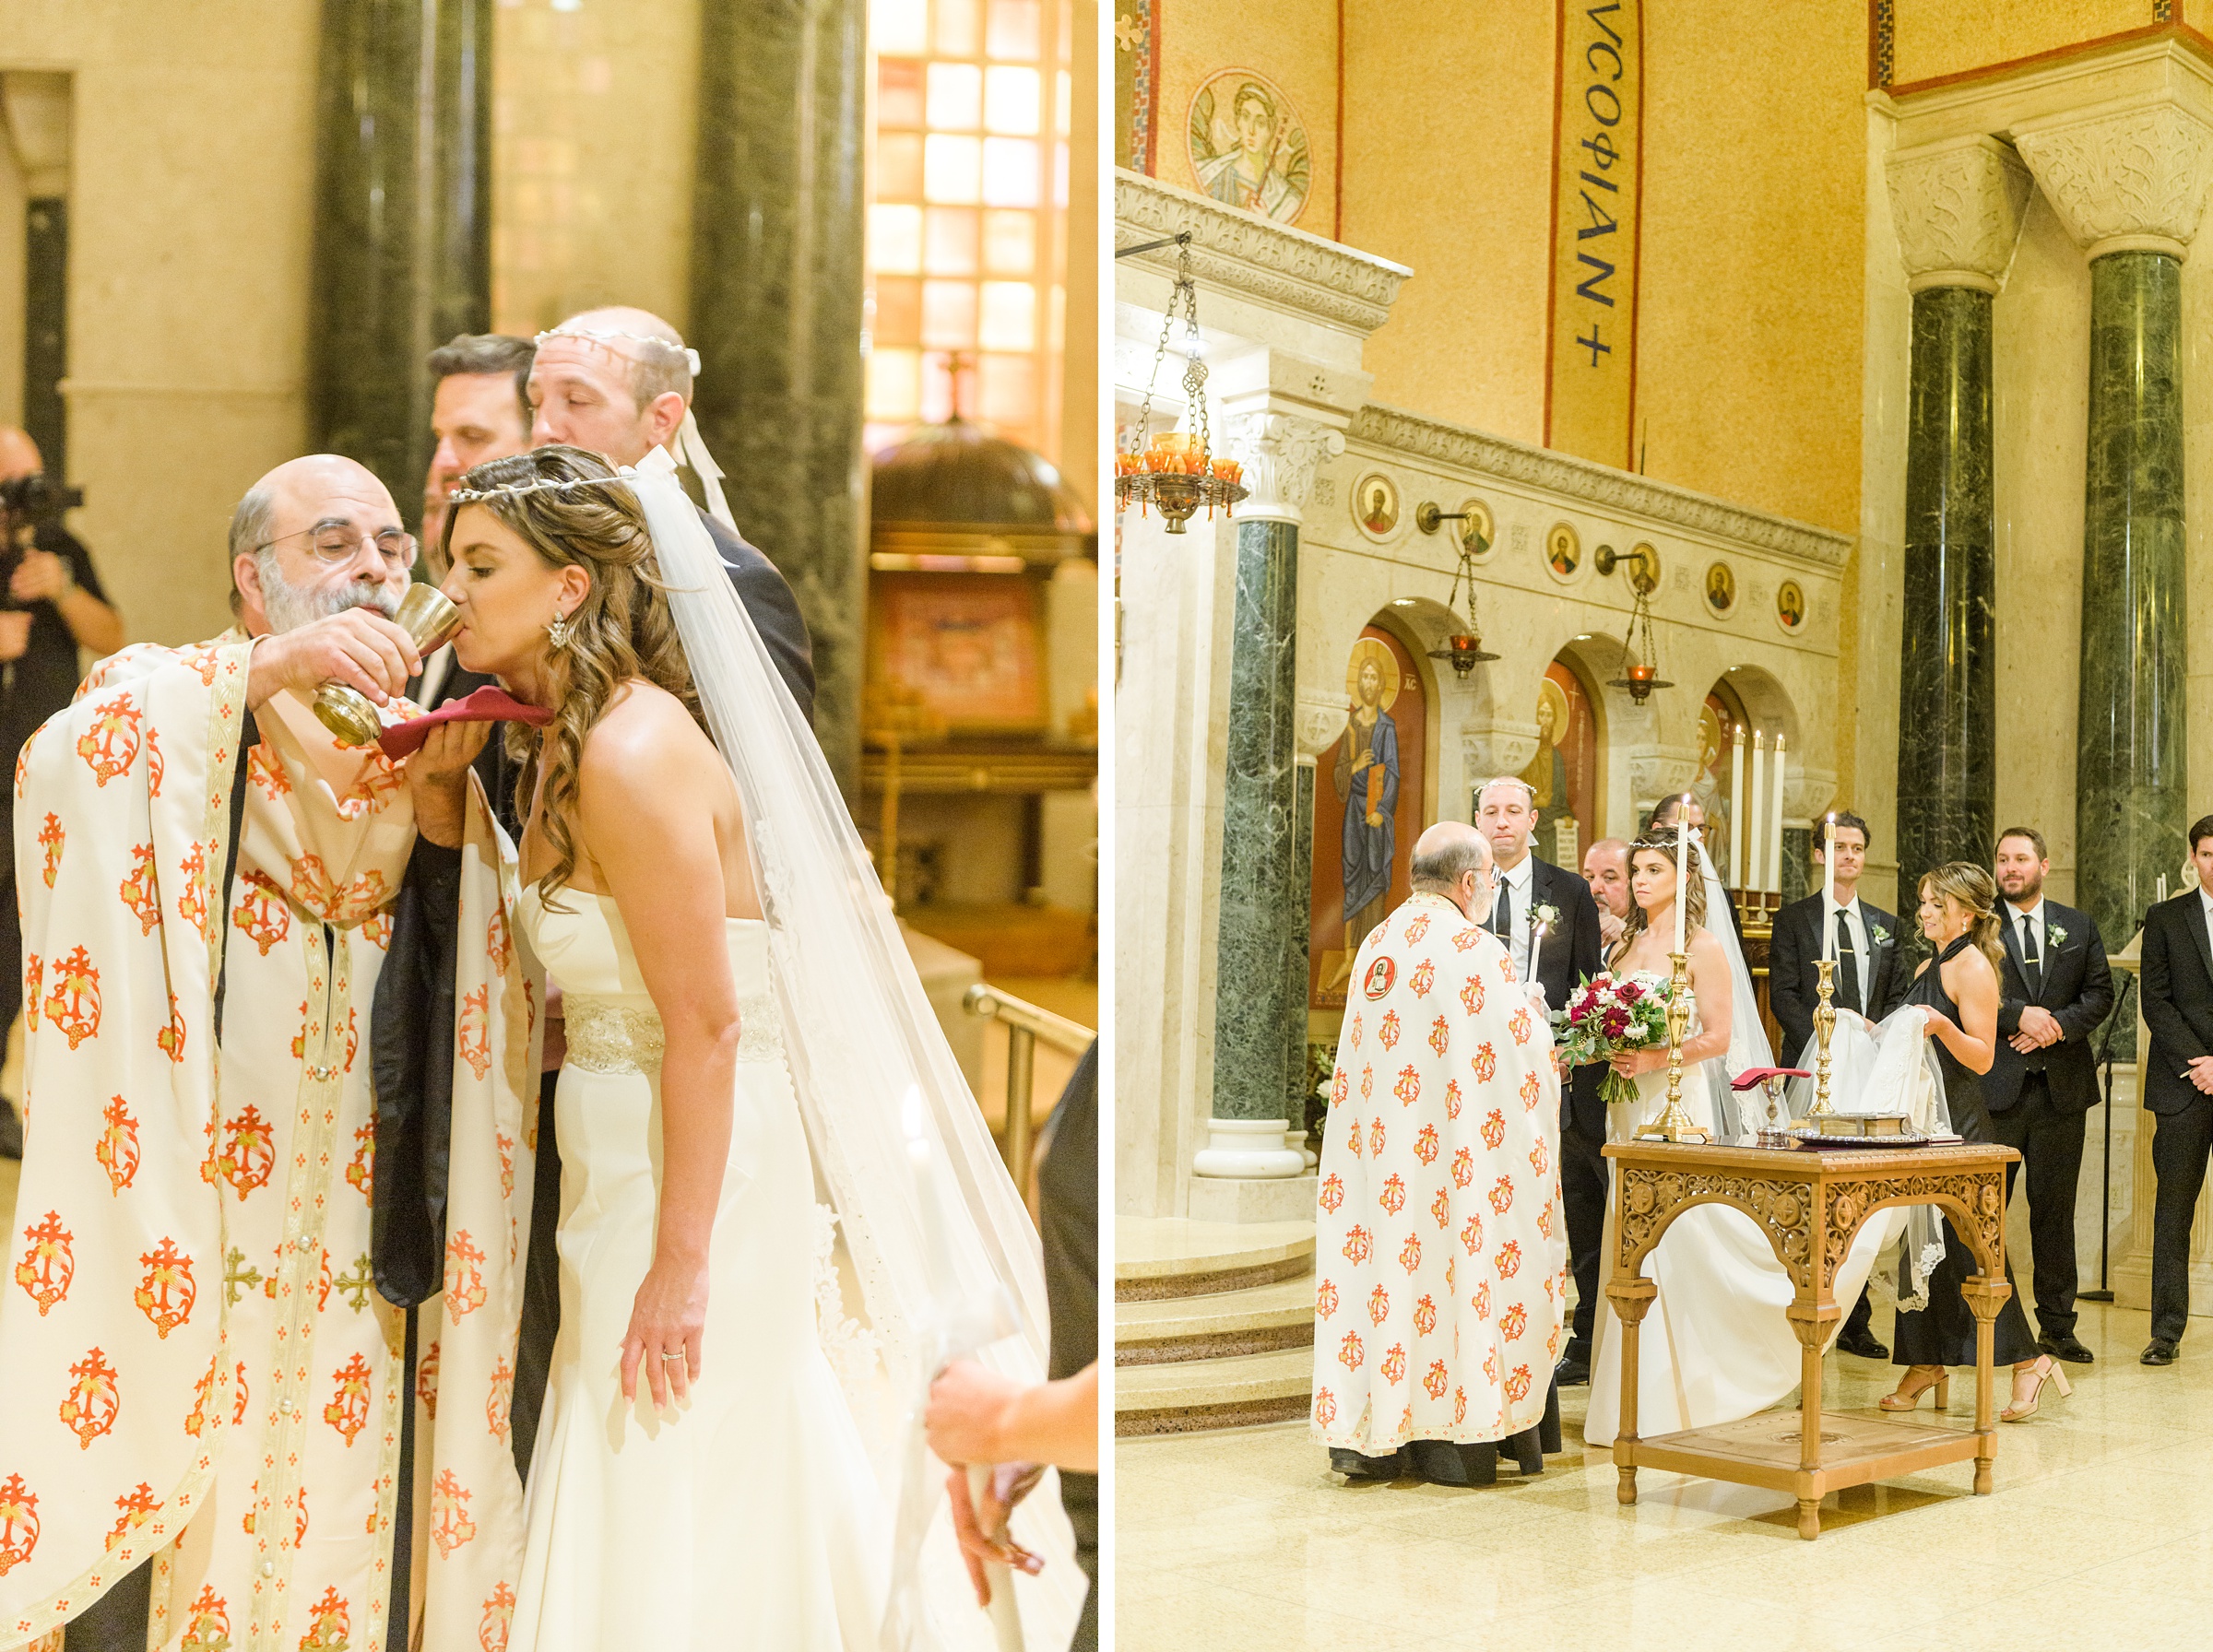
(1529, 902), (1562, 940)
(1869, 923), (1892, 949)
(2047, 923), (2068, 947)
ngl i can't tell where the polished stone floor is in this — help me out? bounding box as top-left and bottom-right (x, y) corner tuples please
(1117, 1290), (2213, 1650)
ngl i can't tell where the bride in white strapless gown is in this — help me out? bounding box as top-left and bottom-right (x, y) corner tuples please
(419, 445), (1083, 1651)
(512, 888), (882, 1647)
(1580, 834), (1911, 1449)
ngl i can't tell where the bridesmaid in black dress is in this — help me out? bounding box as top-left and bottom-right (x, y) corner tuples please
(1880, 862), (2071, 1422)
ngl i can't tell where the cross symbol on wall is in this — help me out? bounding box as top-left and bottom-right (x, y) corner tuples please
(1577, 324), (1611, 367)
(224, 1247), (263, 1306)
(335, 1254), (375, 1313)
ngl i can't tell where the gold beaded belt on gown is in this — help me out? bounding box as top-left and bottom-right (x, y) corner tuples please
(562, 991), (785, 1075)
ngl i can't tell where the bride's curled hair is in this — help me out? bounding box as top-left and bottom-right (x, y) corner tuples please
(1609, 835), (1707, 968)
(444, 445), (705, 900)
(1918, 861), (2005, 971)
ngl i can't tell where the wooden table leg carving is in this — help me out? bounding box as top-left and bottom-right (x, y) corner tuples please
(1785, 1299), (1834, 1540)
(1607, 1277), (1656, 1506)
(1959, 1273), (2009, 1496)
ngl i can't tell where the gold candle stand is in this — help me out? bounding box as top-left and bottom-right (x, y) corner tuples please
(1792, 957), (1840, 1127)
(1634, 950), (1710, 1144)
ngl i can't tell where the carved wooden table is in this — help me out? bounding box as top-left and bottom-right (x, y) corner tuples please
(1602, 1138), (2018, 1540)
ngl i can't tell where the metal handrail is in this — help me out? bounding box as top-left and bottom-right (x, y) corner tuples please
(964, 982), (1092, 1187)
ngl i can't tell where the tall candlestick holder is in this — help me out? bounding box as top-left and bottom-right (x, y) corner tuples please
(1793, 957), (1840, 1125)
(1635, 950), (1710, 1143)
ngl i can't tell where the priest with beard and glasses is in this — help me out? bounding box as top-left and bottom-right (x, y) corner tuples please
(1313, 821), (1568, 1487)
(0, 455), (536, 1652)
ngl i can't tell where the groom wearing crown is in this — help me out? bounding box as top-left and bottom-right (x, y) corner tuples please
(0, 455), (535, 1652)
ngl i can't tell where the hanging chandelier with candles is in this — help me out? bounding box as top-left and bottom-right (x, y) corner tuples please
(1114, 233), (1248, 534)
(1597, 542), (1673, 703)
(1421, 513), (1502, 679)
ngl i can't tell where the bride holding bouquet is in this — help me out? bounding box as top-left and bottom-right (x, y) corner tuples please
(1581, 836), (1906, 1447)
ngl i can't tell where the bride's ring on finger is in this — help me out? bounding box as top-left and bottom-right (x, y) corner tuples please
(660, 1351), (685, 1363)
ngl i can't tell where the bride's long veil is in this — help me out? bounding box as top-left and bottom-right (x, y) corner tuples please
(1692, 832), (1770, 1136)
(625, 451), (1080, 1648)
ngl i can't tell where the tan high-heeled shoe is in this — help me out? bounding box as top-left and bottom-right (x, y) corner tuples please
(1878, 1364), (1949, 1411)
(2001, 1353), (2072, 1422)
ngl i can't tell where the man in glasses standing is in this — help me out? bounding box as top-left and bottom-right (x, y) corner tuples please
(0, 426), (121, 1159)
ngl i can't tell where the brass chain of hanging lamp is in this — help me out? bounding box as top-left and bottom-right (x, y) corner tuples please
(1424, 532), (1501, 679)
(1114, 234), (1249, 534)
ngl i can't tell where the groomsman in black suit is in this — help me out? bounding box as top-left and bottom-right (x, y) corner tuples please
(1987, 827), (2113, 1364)
(1473, 778), (1606, 1385)
(2136, 817), (2213, 1366)
(1769, 811), (1908, 1358)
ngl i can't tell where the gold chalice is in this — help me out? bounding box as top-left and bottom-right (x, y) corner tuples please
(311, 583), (463, 748)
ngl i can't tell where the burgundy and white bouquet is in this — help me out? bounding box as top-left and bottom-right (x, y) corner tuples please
(1551, 972), (1673, 1106)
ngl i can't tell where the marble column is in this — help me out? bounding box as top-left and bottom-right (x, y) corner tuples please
(1884, 136), (2030, 904)
(1195, 412), (1341, 1181)
(692, 0), (868, 797)
(5, 74), (71, 478)
(1289, 757), (1316, 1147)
(309, 0), (492, 525)
(2018, 105), (2213, 952)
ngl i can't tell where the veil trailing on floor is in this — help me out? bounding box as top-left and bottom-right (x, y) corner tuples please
(624, 449), (1081, 1649)
(1691, 831), (1769, 1137)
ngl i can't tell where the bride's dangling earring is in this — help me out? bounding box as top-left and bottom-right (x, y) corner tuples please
(547, 609), (574, 648)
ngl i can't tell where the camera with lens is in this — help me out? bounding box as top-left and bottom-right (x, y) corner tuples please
(0, 474), (83, 528)
(0, 475), (85, 612)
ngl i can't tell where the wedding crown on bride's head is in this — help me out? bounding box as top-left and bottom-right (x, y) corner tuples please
(533, 325), (703, 376)
(448, 473), (633, 505)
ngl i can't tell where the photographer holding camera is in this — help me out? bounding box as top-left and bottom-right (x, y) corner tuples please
(0, 427), (121, 1159)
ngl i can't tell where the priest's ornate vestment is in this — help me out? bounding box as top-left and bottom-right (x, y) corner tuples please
(1311, 891), (1568, 1452)
(0, 638), (537, 1652)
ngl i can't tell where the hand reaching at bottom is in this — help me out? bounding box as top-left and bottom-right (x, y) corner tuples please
(944, 1462), (1046, 1607)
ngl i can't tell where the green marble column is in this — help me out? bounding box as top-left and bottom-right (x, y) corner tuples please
(2077, 250), (2188, 953)
(1781, 826), (1811, 905)
(1895, 283), (1995, 906)
(22, 196), (65, 478)
(309, 0), (492, 525)
(1287, 758), (1315, 1127)
(1213, 518), (1301, 1123)
(692, 0), (868, 797)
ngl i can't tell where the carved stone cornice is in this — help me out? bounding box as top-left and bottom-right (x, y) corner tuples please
(1885, 135), (2032, 293)
(2014, 100), (2213, 259)
(1221, 410), (1344, 525)
(1462, 723), (1541, 785)
(1347, 406), (1854, 570)
(1115, 169), (1412, 337)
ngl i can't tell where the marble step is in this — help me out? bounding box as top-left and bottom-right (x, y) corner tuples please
(1115, 1345), (1314, 1436)
(1115, 1215), (1316, 1302)
(1116, 1274), (1316, 1365)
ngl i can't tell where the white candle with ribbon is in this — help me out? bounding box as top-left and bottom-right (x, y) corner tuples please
(1746, 731), (1766, 894)
(1728, 726), (1745, 886)
(1822, 812), (1837, 962)
(1769, 733), (1788, 894)
(1675, 794), (1690, 956)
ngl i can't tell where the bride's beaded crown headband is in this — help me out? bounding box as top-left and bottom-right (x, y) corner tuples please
(448, 472), (632, 506)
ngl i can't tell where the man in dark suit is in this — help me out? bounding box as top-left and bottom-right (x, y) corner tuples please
(1769, 810), (1908, 1358)
(1474, 778), (1606, 1384)
(1987, 827), (2113, 1363)
(2136, 816), (2213, 1366)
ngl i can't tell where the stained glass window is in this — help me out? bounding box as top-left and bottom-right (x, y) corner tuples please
(865, 0), (1070, 456)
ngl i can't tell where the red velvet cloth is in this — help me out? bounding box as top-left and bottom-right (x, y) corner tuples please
(376, 685), (553, 759)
